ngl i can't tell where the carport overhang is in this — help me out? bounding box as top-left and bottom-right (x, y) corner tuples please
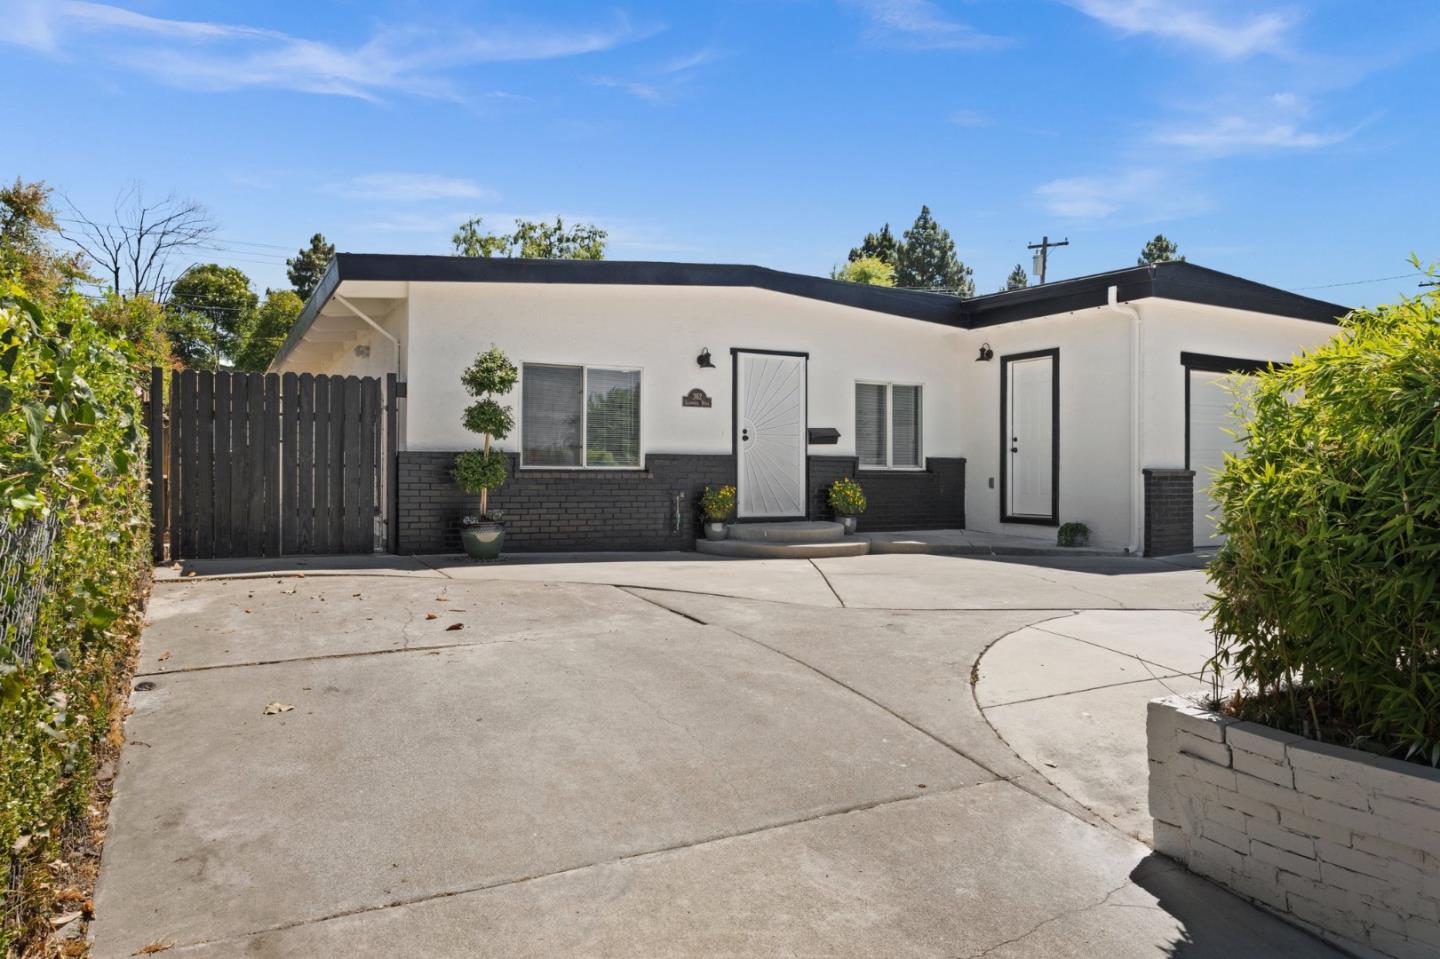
(268, 263), (408, 373)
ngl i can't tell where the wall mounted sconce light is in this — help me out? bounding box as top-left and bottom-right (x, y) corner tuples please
(975, 343), (994, 362)
(696, 347), (715, 368)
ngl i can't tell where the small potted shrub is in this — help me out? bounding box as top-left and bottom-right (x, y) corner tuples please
(699, 484), (736, 540)
(453, 346), (518, 561)
(828, 476), (866, 534)
(1057, 521), (1090, 547)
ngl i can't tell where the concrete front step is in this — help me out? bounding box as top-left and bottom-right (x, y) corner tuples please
(695, 538), (870, 559)
(727, 521), (845, 543)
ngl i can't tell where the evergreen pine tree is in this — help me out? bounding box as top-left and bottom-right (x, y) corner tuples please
(1138, 234), (1183, 265)
(287, 233), (336, 301)
(848, 224), (899, 265)
(895, 206), (973, 296)
(1003, 264), (1029, 291)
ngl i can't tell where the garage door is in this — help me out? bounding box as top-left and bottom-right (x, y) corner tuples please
(1188, 370), (1256, 546)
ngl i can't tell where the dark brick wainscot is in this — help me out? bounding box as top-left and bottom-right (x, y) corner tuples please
(1142, 467), (1195, 557)
(397, 452), (966, 553)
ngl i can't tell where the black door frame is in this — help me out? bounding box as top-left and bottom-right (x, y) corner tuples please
(730, 348), (809, 522)
(999, 348), (1060, 526)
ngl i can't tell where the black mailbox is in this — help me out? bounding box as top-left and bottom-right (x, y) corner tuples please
(807, 427), (841, 445)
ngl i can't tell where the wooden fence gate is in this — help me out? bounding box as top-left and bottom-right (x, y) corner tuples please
(149, 368), (398, 561)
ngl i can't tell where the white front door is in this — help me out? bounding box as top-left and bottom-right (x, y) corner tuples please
(1006, 353), (1056, 520)
(735, 351), (806, 518)
(1189, 369), (1256, 546)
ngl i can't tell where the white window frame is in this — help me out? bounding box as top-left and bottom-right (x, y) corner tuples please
(518, 362), (645, 470)
(856, 380), (925, 471)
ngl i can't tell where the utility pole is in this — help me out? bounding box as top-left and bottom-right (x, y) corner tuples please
(1027, 235), (1069, 285)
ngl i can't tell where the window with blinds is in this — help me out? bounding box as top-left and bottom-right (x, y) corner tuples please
(855, 382), (922, 469)
(522, 364), (641, 468)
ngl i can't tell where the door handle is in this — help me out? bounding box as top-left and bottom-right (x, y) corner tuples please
(742, 429), (750, 441)
(1010, 446), (1018, 453)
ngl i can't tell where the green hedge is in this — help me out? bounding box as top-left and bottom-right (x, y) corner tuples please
(0, 286), (150, 950)
(1208, 281), (1440, 765)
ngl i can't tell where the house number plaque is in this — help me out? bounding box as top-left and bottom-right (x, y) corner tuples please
(682, 388), (712, 408)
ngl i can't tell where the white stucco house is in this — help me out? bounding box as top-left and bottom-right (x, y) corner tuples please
(269, 255), (1345, 555)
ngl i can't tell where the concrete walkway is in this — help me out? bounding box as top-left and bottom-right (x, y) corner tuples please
(93, 552), (1335, 958)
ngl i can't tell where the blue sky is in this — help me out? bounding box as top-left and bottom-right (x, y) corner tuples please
(5, 0), (1438, 306)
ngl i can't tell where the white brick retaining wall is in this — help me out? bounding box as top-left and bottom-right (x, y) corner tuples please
(1148, 695), (1440, 959)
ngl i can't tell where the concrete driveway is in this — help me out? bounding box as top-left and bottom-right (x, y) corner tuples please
(90, 552), (1339, 958)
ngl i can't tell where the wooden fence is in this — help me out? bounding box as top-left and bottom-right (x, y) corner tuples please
(149, 368), (397, 561)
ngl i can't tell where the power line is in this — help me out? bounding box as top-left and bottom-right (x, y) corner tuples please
(53, 216), (294, 251)
(1292, 271), (1424, 291)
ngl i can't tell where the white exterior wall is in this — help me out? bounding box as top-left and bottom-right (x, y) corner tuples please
(1138, 300), (1336, 469)
(955, 310), (1135, 547)
(401, 282), (968, 460)
(955, 299), (1339, 549)
(277, 279), (1340, 551)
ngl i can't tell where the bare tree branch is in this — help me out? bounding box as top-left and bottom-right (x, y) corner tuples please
(60, 183), (217, 298)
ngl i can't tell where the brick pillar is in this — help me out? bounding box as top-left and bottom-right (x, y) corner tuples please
(1142, 468), (1195, 557)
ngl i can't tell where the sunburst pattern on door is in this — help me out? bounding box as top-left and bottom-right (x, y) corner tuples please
(737, 352), (805, 518)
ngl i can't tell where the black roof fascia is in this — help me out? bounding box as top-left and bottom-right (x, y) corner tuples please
(332, 253), (966, 325)
(964, 261), (1348, 327)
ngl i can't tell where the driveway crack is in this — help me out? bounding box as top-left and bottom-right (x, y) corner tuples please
(808, 558), (846, 607)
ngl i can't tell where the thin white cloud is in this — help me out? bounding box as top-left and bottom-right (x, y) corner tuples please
(1152, 93), (1358, 156)
(0, 0), (659, 101)
(1034, 168), (1207, 221)
(947, 109), (990, 127)
(588, 47), (724, 103)
(1155, 116), (1349, 154)
(337, 174), (495, 202)
(842, 0), (1010, 51)
(588, 76), (667, 102)
(1064, 0), (1296, 58)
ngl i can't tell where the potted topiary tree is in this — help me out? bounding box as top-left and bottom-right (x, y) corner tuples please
(699, 484), (736, 540)
(828, 476), (867, 535)
(453, 346), (518, 560)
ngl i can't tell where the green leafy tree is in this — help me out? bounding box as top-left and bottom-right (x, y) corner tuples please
(286, 233), (335, 301)
(848, 224), (899, 265)
(831, 256), (896, 286)
(232, 289), (303, 372)
(91, 292), (173, 369)
(895, 206), (974, 296)
(451, 217), (607, 259)
(164, 263), (257, 368)
(1003, 264), (1029, 292)
(453, 346), (519, 518)
(452, 218), (513, 258)
(1138, 234), (1183, 265)
(0, 178), (87, 304)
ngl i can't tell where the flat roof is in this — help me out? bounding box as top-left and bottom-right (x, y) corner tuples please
(273, 254), (1349, 369)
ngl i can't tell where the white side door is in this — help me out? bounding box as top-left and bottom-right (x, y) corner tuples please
(1007, 354), (1055, 520)
(735, 351), (806, 519)
(1189, 370), (1256, 546)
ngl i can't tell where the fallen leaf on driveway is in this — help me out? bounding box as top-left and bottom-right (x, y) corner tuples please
(425, 612), (438, 620)
(157, 651), (171, 662)
(136, 941), (173, 955)
(352, 592), (362, 598)
(445, 623), (464, 631)
(296, 572), (306, 578)
(262, 702), (294, 715)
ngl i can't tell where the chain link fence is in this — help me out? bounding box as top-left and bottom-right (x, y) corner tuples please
(0, 513), (60, 666)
